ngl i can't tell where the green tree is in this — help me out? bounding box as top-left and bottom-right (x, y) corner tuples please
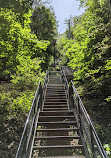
(31, 4), (57, 41)
(31, 4), (58, 70)
(0, 9), (49, 80)
(58, 0), (111, 100)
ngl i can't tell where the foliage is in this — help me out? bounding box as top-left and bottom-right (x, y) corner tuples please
(0, 8), (49, 80)
(57, 0), (111, 148)
(58, 0), (111, 100)
(31, 4), (58, 69)
(104, 143), (111, 157)
(57, 34), (69, 66)
(0, 1), (56, 157)
(11, 57), (45, 91)
(31, 4), (57, 41)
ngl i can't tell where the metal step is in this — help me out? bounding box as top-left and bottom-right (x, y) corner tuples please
(43, 105), (68, 108)
(48, 84), (63, 86)
(33, 145), (83, 150)
(45, 97), (67, 102)
(47, 85), (64, 87)
(45, 97), (67, 100)
(37, 156), (85, 158)
(44, 102), (67, 105)
(38, 116), (75, 121)
(45, 94), (66, 97)
(44, 99), (67, 102)
(47, 89), (65, 92)
(39, 110), (74, 116)
(47, 88), (64, 90)
(34, 136), (80, 140)
(38, 121), (77, 126)
(43, 108), (68, 111)
(36, 128), (79, 132)
(39, 116), (75, 119)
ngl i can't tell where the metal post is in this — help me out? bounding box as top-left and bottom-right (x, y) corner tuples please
(53, 39), (56, 67)
(109, 0), (111, 14)
(90, 125), (96, 158)
(39, 83), (43, 110)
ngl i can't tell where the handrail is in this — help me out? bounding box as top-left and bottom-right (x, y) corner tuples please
(15, 70), (49, 158)
(61, 69), (108, 158)
(60, 66), (74, 74)
(71, 81), (108, 158)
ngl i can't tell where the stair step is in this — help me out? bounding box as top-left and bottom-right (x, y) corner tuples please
(39, 111), (74, 116)
(36, 128), (79, 132)
(46, 92), (66, 94)
(34, 136), (80, 140)
(45, 98), (66, 100)
(48, 84), (63, 86)
(46, 91), (65, 95)
(38, 121), (77, 126)
(37, 156), (85, 158)
(38, 116), (75, 121)
(38, 155), (86, 158)
(33, 145), (83, 150)
(45, 97), (66, 99)
(45, 98), (67, 100)
(44, 102), (67, 105)
(47, 89), (65, 91)
(44, 100), (67, 103)
(40, 110), (73, 113)
(39, 116), (75, 119)
(49, 81), (61, 82)
(47, 86), (64, 88)
(43, 105), (68, 108)
(46, 94), (66, 96)
(43, 108), (68, 111)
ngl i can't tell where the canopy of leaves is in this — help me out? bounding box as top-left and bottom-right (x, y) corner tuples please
(57, 0), (111, 102)
(0, 9), (49, 80)
(31, 4), (57, 41)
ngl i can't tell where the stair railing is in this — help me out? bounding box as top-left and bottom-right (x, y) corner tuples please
(61, 69), (108, 158)
(15, 70), (49, 158)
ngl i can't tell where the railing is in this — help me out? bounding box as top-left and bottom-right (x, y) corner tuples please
(15, 71), (49, 158)
(61, 69), (108, 158)
(61, 66), (74, 75)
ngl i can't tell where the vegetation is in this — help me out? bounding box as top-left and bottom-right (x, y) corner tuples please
(57, 0), (111, 156)
(0, 0), (57, 157)
(31, 3), (58, 70)
(0, 0), (111, 157)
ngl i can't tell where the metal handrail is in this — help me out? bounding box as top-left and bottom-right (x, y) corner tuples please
(15, 70), (49, 158)
(61, 69), (108, 158)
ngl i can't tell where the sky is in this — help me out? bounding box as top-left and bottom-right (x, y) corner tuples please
(50, 0), (84, 34)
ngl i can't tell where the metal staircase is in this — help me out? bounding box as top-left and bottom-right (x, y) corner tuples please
(15, 69), (108, 158)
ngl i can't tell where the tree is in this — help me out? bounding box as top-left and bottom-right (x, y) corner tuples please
(0, 0), (34, 26)
(31, 4), (57, 41)
(58, 0), (111, 101)
(0, 9), (49, 80)
(31, 4), (58, 70)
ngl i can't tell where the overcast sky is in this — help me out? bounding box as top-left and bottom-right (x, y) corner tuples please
(50, 0), (84, 34)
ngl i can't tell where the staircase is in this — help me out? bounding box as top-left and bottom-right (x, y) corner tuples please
(15, 69), (108, 158)
(31, 71), (85, 157)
